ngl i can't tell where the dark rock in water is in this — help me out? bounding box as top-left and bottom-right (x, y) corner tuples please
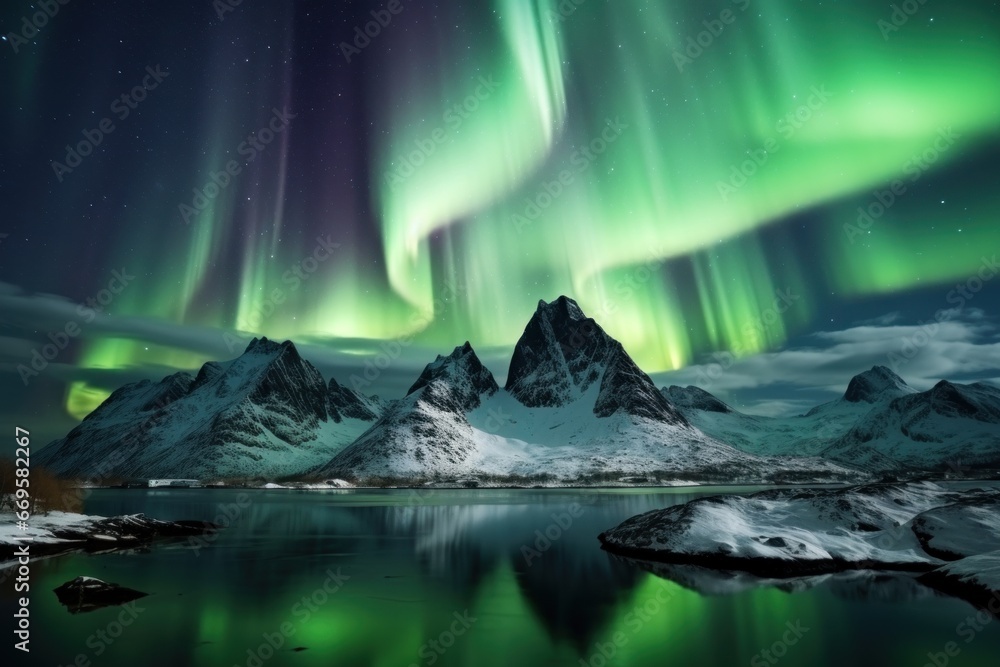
(53, 576), (147, 614)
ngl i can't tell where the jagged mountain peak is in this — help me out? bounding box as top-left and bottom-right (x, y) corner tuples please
(504, 296), (686, 424)
(505, 296), (609, 404)
(844, 365), (913, 403)
(535, 295), (587, 323)
(244, 336), (300, 358)
(406, 342), (499, 411)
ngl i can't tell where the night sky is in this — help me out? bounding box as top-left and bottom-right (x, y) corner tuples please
(1, 0), (999, 446)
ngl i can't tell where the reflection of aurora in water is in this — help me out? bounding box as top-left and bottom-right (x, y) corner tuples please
(1, 1), (998, 421)
(18, 488), (1000, 667)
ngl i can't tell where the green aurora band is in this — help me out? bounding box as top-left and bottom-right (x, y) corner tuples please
(64, 0), (1000, 417)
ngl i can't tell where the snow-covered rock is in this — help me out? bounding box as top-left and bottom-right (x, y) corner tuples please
(1, 512), (217, 563)
(910, 496), (1000, 559)
(600, 480), (1000, 612)
(599, 482), (1000, 575)
(599, 482), (953, 571)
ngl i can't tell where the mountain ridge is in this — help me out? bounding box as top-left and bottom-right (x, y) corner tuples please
(36, 299), (1000, 483)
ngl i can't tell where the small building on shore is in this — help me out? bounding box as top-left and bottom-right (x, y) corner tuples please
(147, 479), (201, 488)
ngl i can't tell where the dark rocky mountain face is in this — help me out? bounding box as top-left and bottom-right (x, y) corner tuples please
(328, 378), (381, 422)
(505, 296), (686, 424)
(202, 338), (329, 451)
(844, 365), (913, 403)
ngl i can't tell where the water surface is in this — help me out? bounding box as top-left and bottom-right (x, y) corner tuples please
(7, 487), (1000, 667)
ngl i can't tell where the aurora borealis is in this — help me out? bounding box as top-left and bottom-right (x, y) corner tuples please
(1, 0), (999, 441)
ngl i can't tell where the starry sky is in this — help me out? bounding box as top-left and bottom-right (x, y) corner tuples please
(1, 0), (999, 446)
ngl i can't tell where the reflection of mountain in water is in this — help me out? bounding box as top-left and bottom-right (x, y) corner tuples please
(616, 556), (942, 604)
(378, 496), (647, 649)
(82, 490), (678, 648)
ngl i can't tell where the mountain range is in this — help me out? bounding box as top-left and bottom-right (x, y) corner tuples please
(37, 297), (1000, 484)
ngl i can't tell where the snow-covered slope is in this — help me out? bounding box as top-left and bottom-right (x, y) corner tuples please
(36, 338), (383, 480)
(660, 368), (901, 461)
(318, 342), (505, 479)
(664, 367), (1000, 473)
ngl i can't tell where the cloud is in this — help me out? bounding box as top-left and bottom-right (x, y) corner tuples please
(652, 313), (1000, 400)
(853, 312), (901, 327)
(0, 282), (463, 400)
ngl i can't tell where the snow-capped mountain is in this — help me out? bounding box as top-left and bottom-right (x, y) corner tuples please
(506, 296), (686, 424)
(40, 296), (996, 484)
(36, 338), (383, 480)
(318, 342), (505, 479)
(841, 365), (916, 404)
(664, 366), (1000, 472)
(823, 380), (1000, 470)
(320, 298), (856, 484)
(659, 382), (873, 459)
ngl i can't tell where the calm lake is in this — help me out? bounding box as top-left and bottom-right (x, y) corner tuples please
(9, 487), (1000, 667)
